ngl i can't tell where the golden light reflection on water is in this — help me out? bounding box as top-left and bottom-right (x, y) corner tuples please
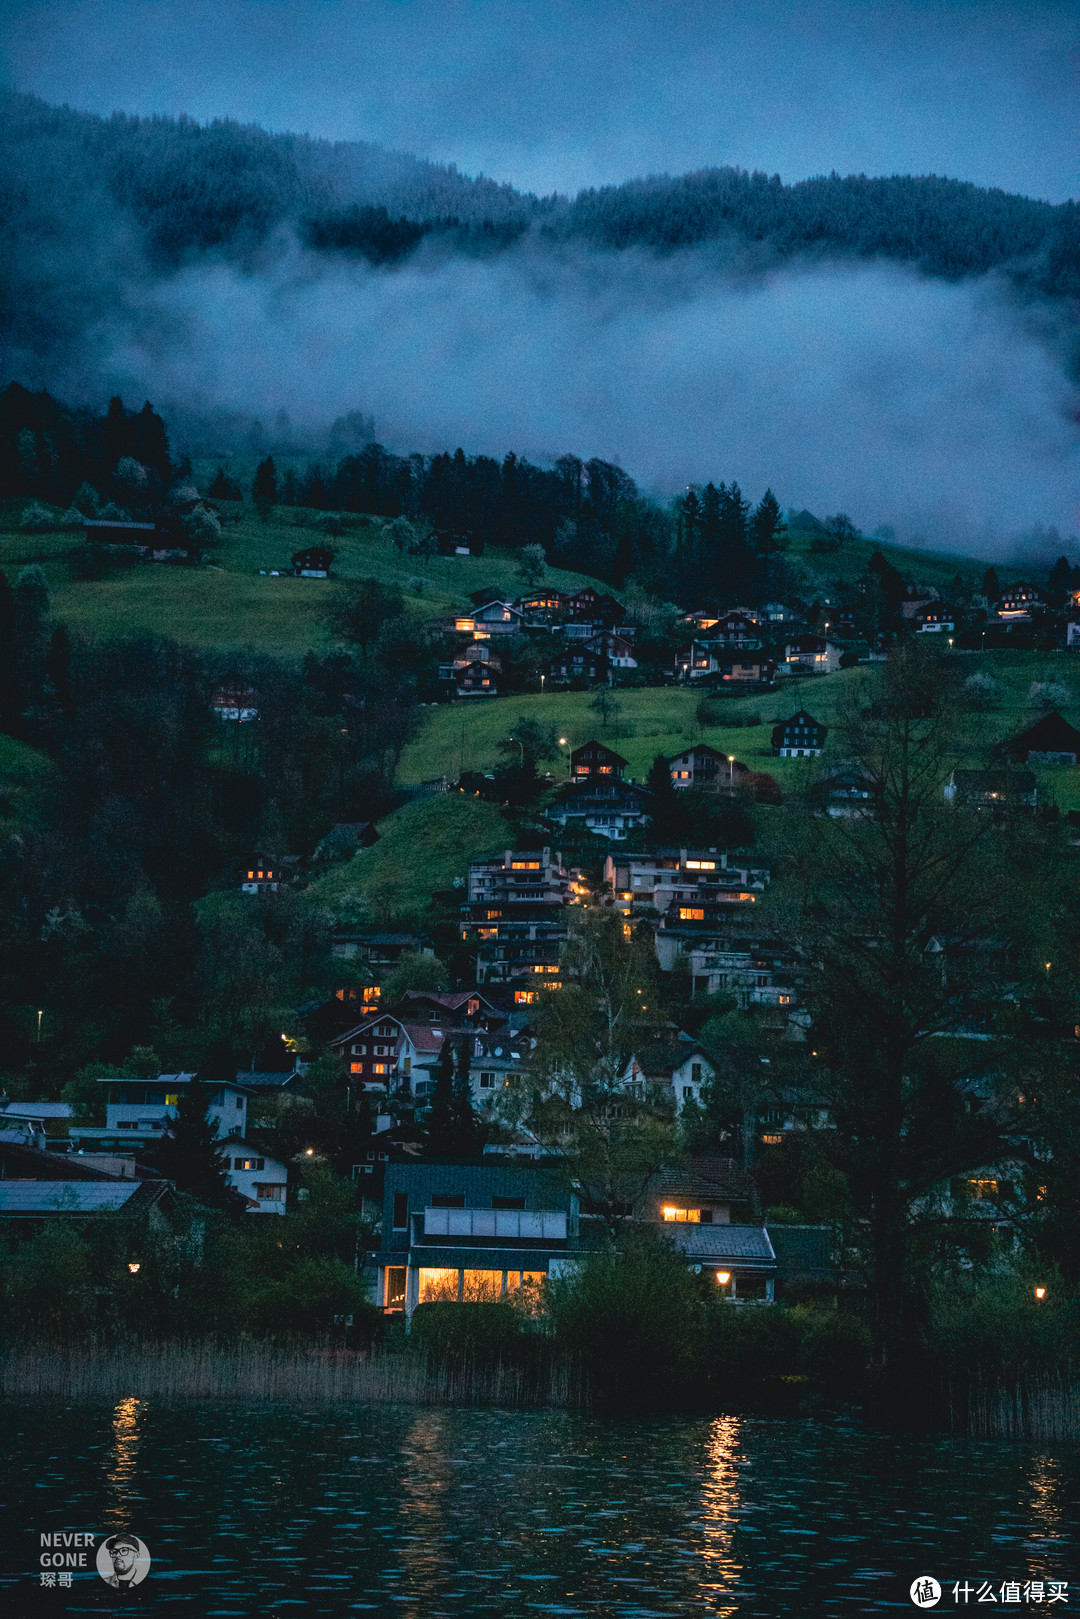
(397, 1412), (453, 1617)
(104, 1395), (145, 1530)
(1025, 1451), (1065, 1558)
(698, 1414), (743, 1618)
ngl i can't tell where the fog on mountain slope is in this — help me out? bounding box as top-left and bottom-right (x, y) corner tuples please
(2, 92), (1079, 554)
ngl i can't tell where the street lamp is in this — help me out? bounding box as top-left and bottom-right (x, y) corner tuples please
(127, 1262), (140, 1274)
(727, 754), (735, 783)
(716, 1271), (731, 1286)
(1035, 1285), (1047, 1300)
(540, 674), (545, 696)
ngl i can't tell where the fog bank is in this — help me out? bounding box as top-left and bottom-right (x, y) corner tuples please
(91, 243), (1080, 557)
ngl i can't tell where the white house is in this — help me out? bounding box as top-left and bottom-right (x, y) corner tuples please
(220, 1141), (288, 1214)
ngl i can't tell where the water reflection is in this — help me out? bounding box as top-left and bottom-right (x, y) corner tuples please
(398, 1413), (452, 1615)
(103, 1395), (144, 1530)
(698, 1414), (743, 1617)
(1025, 1452), (1065, 1558)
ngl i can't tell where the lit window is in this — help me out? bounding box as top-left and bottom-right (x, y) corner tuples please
(685, 860), (716, 871)
(372, 1062), (389, 1075)
(662, 1206), (701, 1223)
(419, 1267), (460, 1303)
(511, 860), (541, 870)
(463, 1269), (503, 1301)
(350, 1062), (364, 1074)
(514, 990), (537, 1004)
(679, 908), (705, 920)
(968, 1178), (999, 1200)
(762, 1133), (784, 1145)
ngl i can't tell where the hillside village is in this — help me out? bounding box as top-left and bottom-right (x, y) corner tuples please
(5, 566), (1080, 1327)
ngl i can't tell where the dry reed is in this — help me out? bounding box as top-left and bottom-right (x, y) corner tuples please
(0, 1340), (577, 1408)
(942, 1373), (1080, 1442)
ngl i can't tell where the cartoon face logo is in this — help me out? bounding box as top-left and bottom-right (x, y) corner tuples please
(96, 1533), (151, 1587)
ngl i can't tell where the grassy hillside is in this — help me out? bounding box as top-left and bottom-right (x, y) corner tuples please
(0, 501), (608, 658)
(306, 793), (510, 926)
(398, 649), (1080, 810)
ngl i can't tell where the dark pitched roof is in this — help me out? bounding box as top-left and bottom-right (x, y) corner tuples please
(1004, 711), (1080, 758)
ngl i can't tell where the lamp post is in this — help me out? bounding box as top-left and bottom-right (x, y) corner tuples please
(540, 674), (545, 696)
(727, 754), (735, 783)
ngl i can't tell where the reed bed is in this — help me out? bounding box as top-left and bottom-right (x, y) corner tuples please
(0, 1341), (578, 1408)
(942, 1373), (1080, 1442)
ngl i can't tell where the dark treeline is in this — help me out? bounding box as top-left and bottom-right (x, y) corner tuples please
(1, 379), (789, 598)
(4, 89), (1078, 376)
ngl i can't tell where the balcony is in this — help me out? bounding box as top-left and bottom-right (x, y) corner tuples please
(422, 1207), (567, 1241)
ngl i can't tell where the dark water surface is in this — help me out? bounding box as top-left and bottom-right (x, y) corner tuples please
(0, 1401), (1076, 1615)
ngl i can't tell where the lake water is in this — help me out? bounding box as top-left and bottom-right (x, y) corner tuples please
(0, 1401), (1076, 1615)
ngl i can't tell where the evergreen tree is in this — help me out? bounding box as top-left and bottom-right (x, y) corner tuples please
(1047, 555), (1074, 606)
(253, 456), (277, 521)
(208, 468), (242, 500)
(152, 1063), (236, 1211)
(982, 567), (1001, 603)
(424, 1038), (457, 1157)
(749, 489), (786, 556)
(43, 623), (72, 715)
(130, 400), (172, 485)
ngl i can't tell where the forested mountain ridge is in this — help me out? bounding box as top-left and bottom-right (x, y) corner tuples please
(3, 89), (1076, 289)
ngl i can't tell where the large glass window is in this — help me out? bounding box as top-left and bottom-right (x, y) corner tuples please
(662, 1206), (701, 1223)
(462, 1270), (503, 1302)
(419, 1268), (460, 1303)
(385, 1267), (406, 1308)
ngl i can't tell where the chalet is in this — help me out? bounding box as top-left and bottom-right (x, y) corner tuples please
(365, 1161), (580, 1316)
(1002, 711), (1080, 766)
(1067, 619), (1080, 649)
(329, 1014), (450, 1100)
(640, 1157), (756, 1227)
(220, 1141), (289, 1213)
(292, 547), (335, 578)
(459, 904), (568, 989)
(547, 778), (650, 840)
(677, 611), (720, 634)
(439, 641), (502, 697)
(668, 745), (746, 789)
(658, 1217), (777, 1301)
(675, 641), (722, 680)
(397, 990), (499, 1026)
(0, 1175), (185, 1233)
(913, 602), (956, 634)
(586, 631), (637, 668)
(517, 590), (568, 628)
(543, 646), (607, 687)
(711, 611), (763, 650)
(570, 741), (628, 781)
(562, 589), (623, 638)
(780, 636), (843, 674)
(471, 600), (524, 634)
(655, 934), (800, 1009)
(996, 583), (1043, 622)
(433, 529), (474, 556)
(808, 761), (877, 817)
(618, 1039), (716, 1111)
(772, 711), (827, 758)
(899, 590), (938, 620)
(211, 684), (258, 722)
(240, 855), (283, 894)
(945, 770), (1038, 810)
(329, 929), (435, 964)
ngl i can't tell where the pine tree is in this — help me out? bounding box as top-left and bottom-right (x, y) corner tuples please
(450, 1040), (482, 1156)
(982, 567), (1001, 603)
(253, 456), (277, 521)
(130, 401), (172, 485)
(749, 489), (786, 556)
(152, 1070), (236, 1210)
(423, 1038), (457, 1157)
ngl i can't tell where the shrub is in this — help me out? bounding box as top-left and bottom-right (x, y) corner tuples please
(409, 1300), (526, 1362)
(546, 1226), (704, 1410)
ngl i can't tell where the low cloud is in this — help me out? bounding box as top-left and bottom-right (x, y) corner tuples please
(90, 240), (1080, 558)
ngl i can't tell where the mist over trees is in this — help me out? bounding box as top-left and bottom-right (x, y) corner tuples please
(3, 88), (1079, 384)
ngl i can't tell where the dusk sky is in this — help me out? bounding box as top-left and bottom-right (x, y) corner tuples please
(2, 0), (1078, 201)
